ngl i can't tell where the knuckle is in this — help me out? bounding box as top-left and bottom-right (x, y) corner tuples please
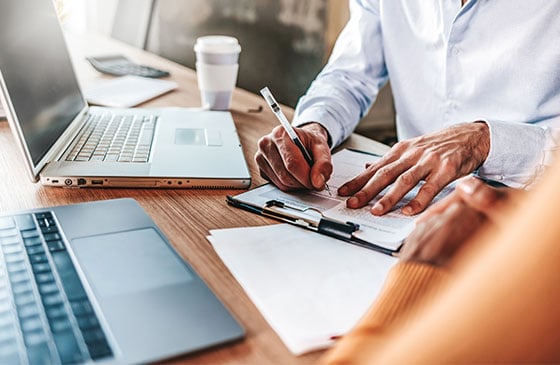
(398, 170), (416, 187)
(440, 158), (458, 176)
(394, 140), (410, 150)
(271, 126), (286, 141)
(375, 166), (393, 181)
(355, 190), (373, 203)
(380, 194), (396, 207)
(420, 182), (438, 198)
(399, 153), (413, 165)
(407, 199), (422, 211)
(284, 155), (300, 173)
(272, 125), (284, 135)
(365, 162), (379, 173)
(345, 179), (361, 192)
(423, 151), (440, 165)
(257, 135), (271, 151)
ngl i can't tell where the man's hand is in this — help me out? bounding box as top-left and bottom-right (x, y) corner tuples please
(417, 176), (515, 225)
(255, 122), (333, 191)
(338, 122), (490, 216)
(399, 176), (517, 267)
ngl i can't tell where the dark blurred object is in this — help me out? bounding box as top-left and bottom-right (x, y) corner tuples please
(146, 0), (328, 108)
(109, 0), (397, 143)
(86, 55), (169, 78)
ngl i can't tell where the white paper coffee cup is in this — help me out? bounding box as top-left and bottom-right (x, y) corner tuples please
(194, 36), (241, 110)
(196, 63), (239, 110)
(194, 36), (241, 65)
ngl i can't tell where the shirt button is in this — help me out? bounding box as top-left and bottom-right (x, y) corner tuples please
(451, 46), (460, 56)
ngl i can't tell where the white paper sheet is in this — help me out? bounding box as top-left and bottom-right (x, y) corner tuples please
(84, 75), (177, 108)
(232, 149), (454, 250)
(208, 224), (397, 355)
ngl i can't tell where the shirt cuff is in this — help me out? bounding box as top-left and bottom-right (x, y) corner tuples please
(477, 120), (548, 188)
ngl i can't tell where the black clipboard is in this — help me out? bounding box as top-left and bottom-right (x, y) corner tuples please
(226, 193), (399, 257)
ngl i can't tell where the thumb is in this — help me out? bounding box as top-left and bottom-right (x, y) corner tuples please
(456, 177), (508, 219)
(296, 124), (332, 190)
(309, 140), (332, 190)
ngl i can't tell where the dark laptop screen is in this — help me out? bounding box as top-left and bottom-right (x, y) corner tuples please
(0, 1), (86, 166)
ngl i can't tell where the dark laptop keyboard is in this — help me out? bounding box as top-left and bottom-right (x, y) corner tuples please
(65, 113), (157, 163)
(0, 212), (112, 364)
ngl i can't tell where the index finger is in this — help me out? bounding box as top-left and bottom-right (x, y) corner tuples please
(338, 150), (402, 196)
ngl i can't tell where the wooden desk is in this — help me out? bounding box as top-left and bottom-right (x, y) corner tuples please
(0, 32), (389, 365)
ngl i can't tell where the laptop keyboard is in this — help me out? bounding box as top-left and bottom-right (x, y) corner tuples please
(0, 212), (112, 364)
(65, 112), (157, 163)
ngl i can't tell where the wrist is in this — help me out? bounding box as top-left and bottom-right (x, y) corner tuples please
(301, 122), (332, 147)
(473, 121), (490, 168)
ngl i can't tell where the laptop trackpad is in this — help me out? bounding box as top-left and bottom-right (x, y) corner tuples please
(174, 128), (222, 146)
(71, 228), (193, 298)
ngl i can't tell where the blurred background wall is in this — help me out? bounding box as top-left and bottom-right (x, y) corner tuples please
(63, 0), (397, 145)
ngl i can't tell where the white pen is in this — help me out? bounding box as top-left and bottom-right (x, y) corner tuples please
(260, 87), (331, 195)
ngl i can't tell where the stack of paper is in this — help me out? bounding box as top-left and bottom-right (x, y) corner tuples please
(208, 224), (397, 355)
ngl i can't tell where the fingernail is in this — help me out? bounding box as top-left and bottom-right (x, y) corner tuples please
(339, 186), (349, 195)
(402, 206), (413, 215)
(348, 197), (359, 206)
(372, 202), (383, 214)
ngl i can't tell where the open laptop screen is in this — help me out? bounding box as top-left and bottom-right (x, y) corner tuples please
(0, 0), (85, 166)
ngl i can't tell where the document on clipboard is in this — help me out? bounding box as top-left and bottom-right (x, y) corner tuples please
(228, 149), (454, 255)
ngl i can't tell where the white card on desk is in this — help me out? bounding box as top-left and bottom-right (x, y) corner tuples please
(208, 224), (397, 355)
(84, 75), (177, 107)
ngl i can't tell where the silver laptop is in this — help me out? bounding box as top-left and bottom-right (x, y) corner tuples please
(0, 0), (251, 189)
(0, 198), (245, 364)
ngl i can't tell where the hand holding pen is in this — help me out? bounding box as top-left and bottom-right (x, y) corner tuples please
(255, 87), (333, 193)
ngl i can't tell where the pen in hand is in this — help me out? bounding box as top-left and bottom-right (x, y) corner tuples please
(260, 87), (331, 195)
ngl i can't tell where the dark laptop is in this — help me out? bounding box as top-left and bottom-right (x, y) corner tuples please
(0, 198), (244, 364)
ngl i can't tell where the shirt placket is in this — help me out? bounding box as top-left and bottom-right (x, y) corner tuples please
(443, 0), (477, 123)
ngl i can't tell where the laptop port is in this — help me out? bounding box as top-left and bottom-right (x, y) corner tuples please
(91, 180), (103, 185)
(64, 179), (72, 186)
(77, 178), (86, 186)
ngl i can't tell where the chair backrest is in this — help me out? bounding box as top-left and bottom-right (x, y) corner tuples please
(111, 0), (155, 49)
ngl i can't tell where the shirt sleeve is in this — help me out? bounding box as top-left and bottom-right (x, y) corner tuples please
(477, 118), (560, 188)
(292, 0), (389, 148)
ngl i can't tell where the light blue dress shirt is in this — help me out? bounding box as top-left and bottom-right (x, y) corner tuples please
(293, 0), (560, 188)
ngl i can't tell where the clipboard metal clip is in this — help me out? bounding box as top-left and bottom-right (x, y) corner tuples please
(264, 200), (360, 240)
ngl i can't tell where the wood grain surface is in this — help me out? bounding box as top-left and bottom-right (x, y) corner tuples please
(0, 32), (389, 365)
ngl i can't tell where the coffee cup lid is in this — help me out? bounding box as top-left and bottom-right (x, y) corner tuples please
(194, 36), (241, 54)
